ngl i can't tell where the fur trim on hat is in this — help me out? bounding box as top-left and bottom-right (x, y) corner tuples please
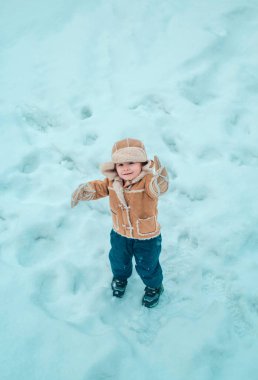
(111, 138), (148, 164)
(112, 146), (147, 164)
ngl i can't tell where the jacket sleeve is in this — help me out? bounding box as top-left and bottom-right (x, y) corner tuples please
(71, 178), (109, 207)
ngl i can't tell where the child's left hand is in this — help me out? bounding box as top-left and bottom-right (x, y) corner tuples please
(154, 156), (167, 175)
(152, 155), (169, 194)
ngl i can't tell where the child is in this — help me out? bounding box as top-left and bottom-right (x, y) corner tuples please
(71, 138), (169, 308)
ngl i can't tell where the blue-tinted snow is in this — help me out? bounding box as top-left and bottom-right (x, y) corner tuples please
(0, 1), (258, 379)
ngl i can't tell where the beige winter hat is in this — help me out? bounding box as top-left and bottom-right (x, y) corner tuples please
(112, 138), (148, 163)
(100, 138), (151, 179)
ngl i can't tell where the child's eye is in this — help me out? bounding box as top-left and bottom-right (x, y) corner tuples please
(129, 162), (134, 165)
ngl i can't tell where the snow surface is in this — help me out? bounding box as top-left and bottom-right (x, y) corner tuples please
(1, 0), (258, 379)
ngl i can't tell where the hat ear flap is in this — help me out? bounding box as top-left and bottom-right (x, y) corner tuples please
(100, 162), (117, 179)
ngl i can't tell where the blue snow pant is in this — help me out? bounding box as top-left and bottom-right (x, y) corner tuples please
(109, 229), (163, 288)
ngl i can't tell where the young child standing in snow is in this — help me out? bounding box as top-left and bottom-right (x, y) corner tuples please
(71, 138), (169, 308)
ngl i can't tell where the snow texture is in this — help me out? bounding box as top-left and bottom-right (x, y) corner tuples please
(0, 0), (258, 379)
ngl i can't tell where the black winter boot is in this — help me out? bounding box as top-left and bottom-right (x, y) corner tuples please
(111, 278), (128, 298)
(142, 284), (164, 308)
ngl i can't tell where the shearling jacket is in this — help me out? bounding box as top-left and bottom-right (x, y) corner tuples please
(71, 159), (169, 240)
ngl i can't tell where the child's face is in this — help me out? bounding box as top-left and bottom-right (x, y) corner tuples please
(116, 162), (142, 181)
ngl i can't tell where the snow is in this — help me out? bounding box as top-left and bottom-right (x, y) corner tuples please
(1, 0), (258, 379)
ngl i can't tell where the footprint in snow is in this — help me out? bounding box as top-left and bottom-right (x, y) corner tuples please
(82, 132), (98, 146)
(17, 235), (54, 267)
(129, 94), (172, 115)
(162, 134), (179, 153)
(59, 155), (77, 171)
(33, 264), (85, 316)
(178, 68), (217, 106)
(32, 262), (112, 334)
(16, 224), (56, 267)
(229, 148), (258, 167)
(69, 96), (93, 120)
(18, 104), (58, 132)
(118, 288), (173, 345)
(201, 270), (257, 339)
(197, 147), (222, 161)
(226, 293), (256, 339)
(224, 109), (248, 137)
(178, 184), (209, 202)
(80, 105), (93, 120)
(163, 231), (198, 285)
(18, 152), (40, 174)
(177, 230), (199, 249)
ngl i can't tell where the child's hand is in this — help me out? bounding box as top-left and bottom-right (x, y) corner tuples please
(154, 155), (162, 172)
(71, 182), (96, 208)
(154, 155), (167, 175)
(152, 155), (169, 195)
(71, 184), (84, 208)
